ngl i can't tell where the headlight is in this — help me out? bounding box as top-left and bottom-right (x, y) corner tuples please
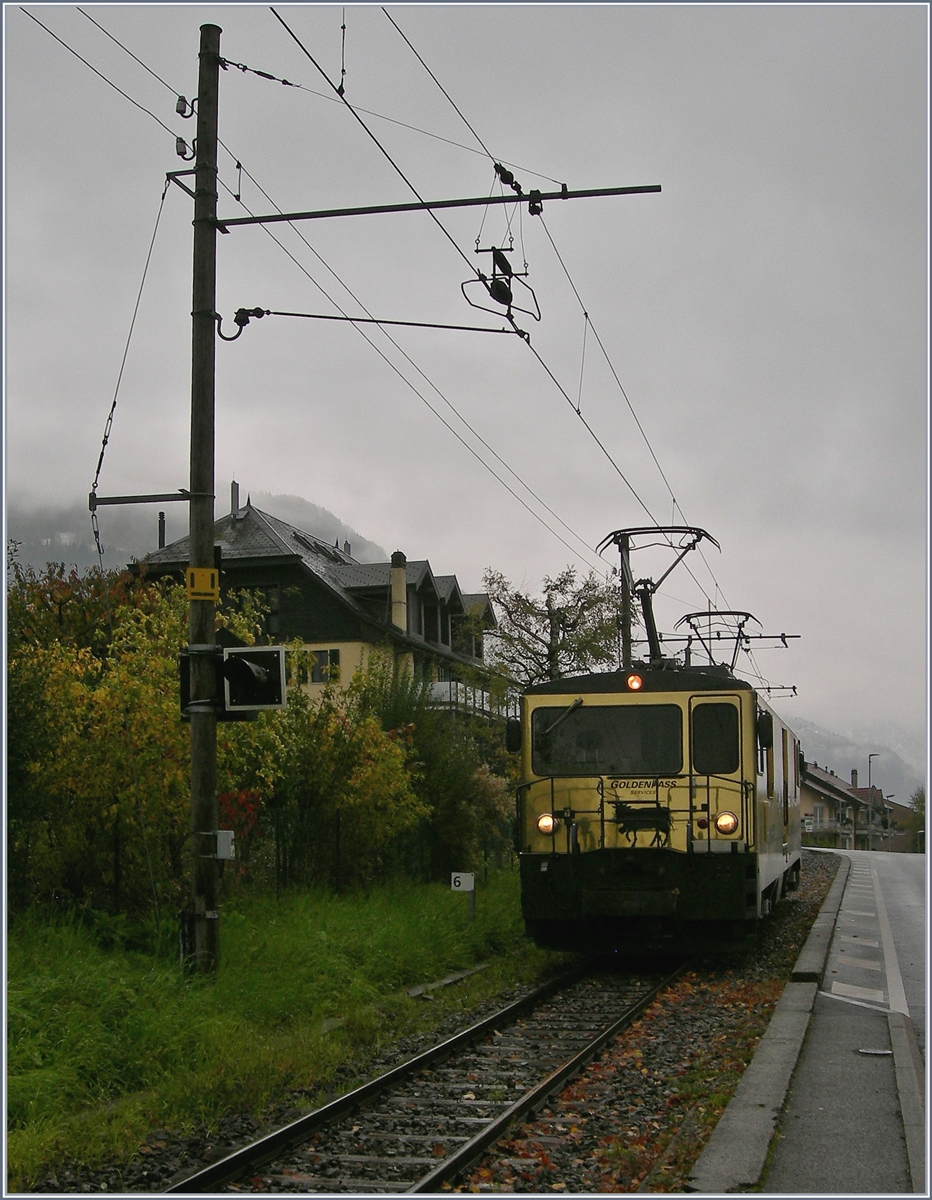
(537, 813), (558, 835)
(714, 811), (739, 835)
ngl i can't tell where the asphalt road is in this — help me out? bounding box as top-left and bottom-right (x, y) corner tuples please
(870, 849), (926, 1057)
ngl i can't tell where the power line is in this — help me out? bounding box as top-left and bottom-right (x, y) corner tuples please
(28, 7), (667, 583)
(381, 7), (494, 161)
(77, 6), (177, 97)
(219, 181), (607, 572)
(269, 6), (481, 282)
(19, 8), (177, 139)
(60, 5), (607, 575)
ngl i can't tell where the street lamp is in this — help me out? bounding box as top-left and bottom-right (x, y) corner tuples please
(884, 794), (895, 850)
(868, 753), (878, 851)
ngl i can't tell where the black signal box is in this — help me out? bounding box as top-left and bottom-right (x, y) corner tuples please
(222, 647), (286, 711)
(180, 633), (287, 720)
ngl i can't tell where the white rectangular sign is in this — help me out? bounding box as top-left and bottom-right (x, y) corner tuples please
(451, 872), (475, 892)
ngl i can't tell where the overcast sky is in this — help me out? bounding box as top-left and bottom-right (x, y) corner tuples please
(4, 4), (928, 759)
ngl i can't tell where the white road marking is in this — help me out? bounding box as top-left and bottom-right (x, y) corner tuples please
(834, 953), (883, 972)
(819, 989), (891, 1014)
(832, 981), (886, 1003)
(872, 865), (909, 1016)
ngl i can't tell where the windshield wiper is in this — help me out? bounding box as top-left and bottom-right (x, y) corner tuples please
(540, 697), (584, 737)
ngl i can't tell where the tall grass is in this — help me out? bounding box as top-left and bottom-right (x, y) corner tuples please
(7, 871), (559, 1189)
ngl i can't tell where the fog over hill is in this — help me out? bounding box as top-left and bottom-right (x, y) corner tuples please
(793, 716), (925, 807)
(6, 491), (387, 574)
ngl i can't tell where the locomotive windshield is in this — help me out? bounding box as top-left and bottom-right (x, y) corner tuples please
(532, 703), (682, 777)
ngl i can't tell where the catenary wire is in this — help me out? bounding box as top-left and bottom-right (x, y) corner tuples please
(381, 7), (494, 161)
(19, 8), (178, 139)
(77, 6), (177, 96)
(216, 178), (607, 572)
(372, 14), (785, 687)
(269, 6), (481, 283)
(364, 7), (673, 536)
(37, 7), (605, 574)
(263, 9), (622, 570)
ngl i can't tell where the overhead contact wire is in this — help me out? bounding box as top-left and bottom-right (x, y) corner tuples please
(537, 213), (737, 616)
(381, 7), (494, 159)
(218, 180), (604, 572)
(20, 8), (178, 139)
(270, 6), (480, 282)
(376, 13), (731, 625)
(373, 8), (673, 548)
(53, 7), (639, 576)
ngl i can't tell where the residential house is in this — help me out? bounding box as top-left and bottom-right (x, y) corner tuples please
(801, 762), (914, 851)
(800, 762), (858, 849)
(136, 492), (507, 717)
(848, 769), (912, 853)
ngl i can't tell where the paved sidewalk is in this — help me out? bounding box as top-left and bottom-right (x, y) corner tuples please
(686, 852), (925, 1194)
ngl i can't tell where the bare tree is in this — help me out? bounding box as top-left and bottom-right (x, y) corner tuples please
(483, 566), (625, 685)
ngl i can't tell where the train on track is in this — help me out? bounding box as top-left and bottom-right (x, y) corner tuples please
(509, 662), (802, 954)
(508, 526), (802, 956)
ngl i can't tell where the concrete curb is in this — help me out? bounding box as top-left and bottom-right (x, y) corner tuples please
(888, 1009), (926, 1193)
(685, 855), (850, 1193)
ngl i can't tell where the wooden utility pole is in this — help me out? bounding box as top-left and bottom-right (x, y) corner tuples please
(188, 23), (222, 973)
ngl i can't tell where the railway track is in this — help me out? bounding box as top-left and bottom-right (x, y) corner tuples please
(168, 960), (686, 1194)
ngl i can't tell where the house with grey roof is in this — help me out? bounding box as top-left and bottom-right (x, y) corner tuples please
(136, 493), (504, 715)
(800, 761), (911, 851)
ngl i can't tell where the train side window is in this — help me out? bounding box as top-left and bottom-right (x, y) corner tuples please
(691, 703), (739, 775)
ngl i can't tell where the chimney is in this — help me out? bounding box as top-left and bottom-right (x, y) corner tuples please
(390, 551), (407, 631)
(851, 769), (858, 789)
(344, 540), (351, 556)
(158, 511), (166, 549)
(231, 479), (240, 514)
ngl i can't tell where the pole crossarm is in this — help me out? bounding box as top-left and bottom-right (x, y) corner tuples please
(88, 490), (195, 511)
(214, 184), (661, 231)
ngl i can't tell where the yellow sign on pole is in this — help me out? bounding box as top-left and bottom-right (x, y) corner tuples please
(186, 567), (220, 601)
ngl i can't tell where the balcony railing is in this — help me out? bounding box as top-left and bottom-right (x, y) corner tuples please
(426, 680), (517, 720)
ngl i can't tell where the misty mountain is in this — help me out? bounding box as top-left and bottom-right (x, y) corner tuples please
(793, 716), (925, 807)
(250, 492), (387, 562)
(6, 491), (388, 575)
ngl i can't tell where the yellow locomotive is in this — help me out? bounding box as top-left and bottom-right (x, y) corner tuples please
(511, 663), (802, 954)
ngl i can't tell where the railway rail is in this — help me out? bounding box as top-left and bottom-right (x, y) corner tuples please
(168, 960), (686, 1193)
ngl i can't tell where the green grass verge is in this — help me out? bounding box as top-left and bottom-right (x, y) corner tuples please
(7, 870), (562, 1190)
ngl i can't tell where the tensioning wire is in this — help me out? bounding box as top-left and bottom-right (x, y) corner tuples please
(212, 169), (605, 573)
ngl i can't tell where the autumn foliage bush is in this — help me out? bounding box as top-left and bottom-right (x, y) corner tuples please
(7, 560), (513, 923)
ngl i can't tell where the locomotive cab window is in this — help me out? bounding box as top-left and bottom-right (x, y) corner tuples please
(531, 703), (682, 777)
(691, 703), (740, 775)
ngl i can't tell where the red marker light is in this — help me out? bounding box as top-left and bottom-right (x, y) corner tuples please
(626, 673), (644, 691)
